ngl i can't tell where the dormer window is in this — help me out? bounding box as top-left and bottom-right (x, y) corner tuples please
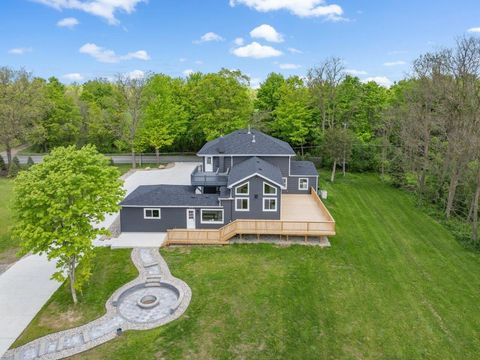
(235, 182), (249, 195)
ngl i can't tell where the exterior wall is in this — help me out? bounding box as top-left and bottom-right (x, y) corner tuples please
(120, 207), (187, 232)
(231, 175), (281, 220)
(284, 176), (318, 194)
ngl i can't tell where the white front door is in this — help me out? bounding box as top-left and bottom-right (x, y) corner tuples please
(186, 209), (196, 229)
(205, 156), (213, 172)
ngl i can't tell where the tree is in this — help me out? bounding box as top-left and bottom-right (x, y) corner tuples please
(28, 77), (81, 152)
(136, 75), (188, 163)
(186, 69), (252, 144)
(0, 67), (43, 164)
(8, 156), (20, 178)
(307, 57), (345, 131)
(272, 76), (314, 155)
(322, 127), (354, 182)
(0, 154), (6, 173)
(116, 74), (148, 169)
(13, 145), (125, 304)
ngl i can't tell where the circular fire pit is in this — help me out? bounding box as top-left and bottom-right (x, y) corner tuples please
(137, 294), (159, 309)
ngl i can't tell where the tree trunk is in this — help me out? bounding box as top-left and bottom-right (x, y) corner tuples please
(131, 148), (136, 169)
(155, 148), (160, 165)
(5, 142), (12, 164)
(445, 166), (460, 219)
(472, 169), (480, 243)
(330, 160), (337, 182)
(69, 256), (78, 305)
(342, 149), (346, 176)
(418, 134), (430, 194)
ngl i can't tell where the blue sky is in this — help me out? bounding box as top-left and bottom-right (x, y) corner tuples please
(1, 0), (480, 87)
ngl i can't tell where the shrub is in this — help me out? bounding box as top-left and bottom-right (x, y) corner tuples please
(8, 156), (21, 178)
(27, 156), (35, 168)
(0, 154), (6, 172)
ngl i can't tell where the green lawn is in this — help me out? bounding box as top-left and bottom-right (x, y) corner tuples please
(15, 173), (480, 359)
(0, 178), (20, 264)
(13, 248), (136, 347)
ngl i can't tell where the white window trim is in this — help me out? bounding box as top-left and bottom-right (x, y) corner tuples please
(263, 197), (277, 212)
(144, 208), (161, 219)
(282, 177), (288, 189)
(235, 181), (249, 196)
(235, 197), (250, 211)
(298, 178), (309, 190)
(263, 181), (277, 196)
(200, 209), (224, 224)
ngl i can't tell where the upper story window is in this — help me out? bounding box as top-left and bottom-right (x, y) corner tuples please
(235, 198), (249, 211)
(263, 182), (277, 195)
(298, 178), (309, 190)
(235, 182), (249, 195)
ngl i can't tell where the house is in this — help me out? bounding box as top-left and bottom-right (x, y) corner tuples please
(120, 129), (335, 244)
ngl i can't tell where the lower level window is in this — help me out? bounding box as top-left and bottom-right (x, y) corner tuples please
(201, 209), (224, 224)
(144, 208), (161, 219)
(263, 198), (277, 211)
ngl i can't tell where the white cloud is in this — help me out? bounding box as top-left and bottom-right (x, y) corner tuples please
(229, 0), (344, 20)
(63, 73), (83, 81)
(383, 60), (406, 67)
(79, 43), (150, 63)
(388, 50), (408, 55)
(288, 47), (303, 54)
(468, 27), (480, 33)
(232, 42), (282, 59)
(183, 69), (194, 76)
(362, 76), (392, 87)
(57, 17), (79, 28)
(8, 47), (32, 55)
(279, 63), (301, 69)
(250, 24), (283, 43)
(179, 57), (187, 62)
(127, 69), (145, 79)
(345, 69), (367, 75)
(194, 32), (224, 43)
(234, 37), (245, 46)
(195, 60), (203, 65)
(34, 0), (145, 25)
(250, 77), (262, 89)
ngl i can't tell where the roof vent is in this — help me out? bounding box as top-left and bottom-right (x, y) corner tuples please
(252, 134), (256, 143)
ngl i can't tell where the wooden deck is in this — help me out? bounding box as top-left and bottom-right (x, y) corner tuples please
(165, 187), (335, 246)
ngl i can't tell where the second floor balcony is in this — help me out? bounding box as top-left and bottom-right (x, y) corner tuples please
(191, 165), (229, 187)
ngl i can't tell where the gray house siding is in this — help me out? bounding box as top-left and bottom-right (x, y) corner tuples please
(120, 207), (187, 232)
(231, 175), (281, 220)
(284, 176), (318, 194)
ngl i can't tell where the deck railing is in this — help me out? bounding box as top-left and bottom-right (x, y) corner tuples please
(165, 188), (335, 246)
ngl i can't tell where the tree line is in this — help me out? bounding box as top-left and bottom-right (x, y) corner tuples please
(1, 36), (479, 245)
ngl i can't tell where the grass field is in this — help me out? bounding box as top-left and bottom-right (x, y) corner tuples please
(13, 173), (480, 359)
(0, 178), (19, 264)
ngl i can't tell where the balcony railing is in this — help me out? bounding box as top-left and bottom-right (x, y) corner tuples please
(191, 165), (229, 187)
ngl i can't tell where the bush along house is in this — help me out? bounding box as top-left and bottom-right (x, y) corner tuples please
(120, 129), (335, 245)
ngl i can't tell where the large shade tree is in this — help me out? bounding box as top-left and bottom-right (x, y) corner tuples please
(13, 145), (125, 303)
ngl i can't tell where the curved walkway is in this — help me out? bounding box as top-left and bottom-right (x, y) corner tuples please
(1, 248), (191, 360)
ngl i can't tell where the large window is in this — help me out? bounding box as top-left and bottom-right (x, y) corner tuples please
(235, 182), (249, 195)
(298, 178), (309, 190)
(263, 198), (277, 212)
(235, 197), (249, 211)
(263, 182), (277, 195)
(200, 209), (224, 224)
(144, 208), (161, 219)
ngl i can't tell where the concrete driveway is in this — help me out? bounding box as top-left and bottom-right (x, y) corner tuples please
(0, 162), (198, 357)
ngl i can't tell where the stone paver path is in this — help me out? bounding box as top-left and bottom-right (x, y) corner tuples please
(1, 248), (191, 360)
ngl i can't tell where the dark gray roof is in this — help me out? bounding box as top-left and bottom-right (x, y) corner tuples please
(290, 160), (318, 176)
(121, 185), (220, 207)
(197, 129), (295, 156)
(227, 156), (284, 188)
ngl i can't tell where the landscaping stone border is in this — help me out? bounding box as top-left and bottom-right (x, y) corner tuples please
(1, 248), (191, 360)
